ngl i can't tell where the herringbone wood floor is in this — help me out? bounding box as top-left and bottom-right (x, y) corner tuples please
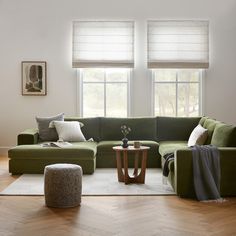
(1, 156), (236, 236)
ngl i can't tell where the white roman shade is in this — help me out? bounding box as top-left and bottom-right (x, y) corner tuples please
(147, 20), (209, 68)
(73, 21), (134, 68)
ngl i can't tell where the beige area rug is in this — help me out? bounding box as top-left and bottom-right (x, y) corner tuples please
(0, 169), (175, 196)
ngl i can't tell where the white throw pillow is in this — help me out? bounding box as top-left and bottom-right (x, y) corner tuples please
(49, 120), (84, 128)
(53, 121), (86, 142)
(188, 124), (208, 147)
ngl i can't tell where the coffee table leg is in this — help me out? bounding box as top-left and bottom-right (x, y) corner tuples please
(133, 151), (139, 177)
(116, 151), (124, 182)
(123, 151), (129, 184)
(139, 150), (147, 183)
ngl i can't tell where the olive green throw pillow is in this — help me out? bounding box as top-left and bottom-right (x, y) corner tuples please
(198, 116), (208, 126)
(211, 123), (235, 147)
(202, 118), (219, 144)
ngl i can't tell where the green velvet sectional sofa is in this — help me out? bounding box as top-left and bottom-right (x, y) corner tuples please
(8, 116), (236, 197)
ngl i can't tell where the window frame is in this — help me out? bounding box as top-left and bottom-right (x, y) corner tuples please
(151, 69), (204, 117)
(77, 68), (132, 117)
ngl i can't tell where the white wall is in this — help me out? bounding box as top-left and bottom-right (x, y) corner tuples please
(0, 0), (236, 153)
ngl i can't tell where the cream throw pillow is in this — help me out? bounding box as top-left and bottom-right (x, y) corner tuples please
(53, 121), (86, 142)
(49, 120), (84, 128)
(188, 124), (208, 147)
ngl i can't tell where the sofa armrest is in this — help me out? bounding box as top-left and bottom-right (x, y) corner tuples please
(174, 148), (194, 197)
(218, 147), (236, 196)
(17, 129), (39, 145)
(175, 147), (236, 197)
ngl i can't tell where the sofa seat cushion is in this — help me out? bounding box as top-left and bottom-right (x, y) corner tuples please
(9, 142), (97, 160)
(159, 141), (188, 157)
(97, 140), (159, 154)
(159, 141), (188, 171)
(96, 140), (160, 168)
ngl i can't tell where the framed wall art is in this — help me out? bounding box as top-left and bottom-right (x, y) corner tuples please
(22, 61), (47, 96)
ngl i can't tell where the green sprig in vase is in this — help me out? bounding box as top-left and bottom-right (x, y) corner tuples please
(121, 125), (131, 148)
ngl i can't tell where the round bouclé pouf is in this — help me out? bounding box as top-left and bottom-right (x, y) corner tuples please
(44, 164), (82, 208)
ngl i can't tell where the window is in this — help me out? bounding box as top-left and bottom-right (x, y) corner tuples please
(153, 69), (202, 117)
(73, 21), (134, 117)
(80, 68), (130, 117)
(148, 20), (208, 117)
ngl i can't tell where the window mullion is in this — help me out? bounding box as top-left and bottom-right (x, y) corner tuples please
(80, 69), (84, 117)
(104, 69), (106, 117)
(127, 70), (130, 117)
(175, 71), (178, 117)
(199, 70), (202, 116)
(152, 70), (155, 117)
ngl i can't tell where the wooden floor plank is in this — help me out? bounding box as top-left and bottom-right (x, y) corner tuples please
(1, 156), (236, 236)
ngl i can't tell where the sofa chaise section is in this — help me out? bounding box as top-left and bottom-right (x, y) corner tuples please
(9, 142), (97, 174)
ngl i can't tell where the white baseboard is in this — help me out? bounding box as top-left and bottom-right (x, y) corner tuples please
(0, 147), (11, 156)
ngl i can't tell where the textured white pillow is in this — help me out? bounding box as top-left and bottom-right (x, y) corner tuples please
(49, 120), (84, 128)
(53, 121), (86, 142)
(188, 124), (208, 147)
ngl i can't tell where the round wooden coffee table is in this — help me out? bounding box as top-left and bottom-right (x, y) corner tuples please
(112, 146), (150, 184)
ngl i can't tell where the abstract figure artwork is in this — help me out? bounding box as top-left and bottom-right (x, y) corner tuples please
(22, 61), (47, 95)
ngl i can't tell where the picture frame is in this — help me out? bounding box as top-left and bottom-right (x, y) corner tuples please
(22, 61), (47, 96)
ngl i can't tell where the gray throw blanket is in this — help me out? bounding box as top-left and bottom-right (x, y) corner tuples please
(191, 145), (221, 201)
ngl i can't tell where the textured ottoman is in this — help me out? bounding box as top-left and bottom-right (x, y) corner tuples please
(44, 163), (82, 208)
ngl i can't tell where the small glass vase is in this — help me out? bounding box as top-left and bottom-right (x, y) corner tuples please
(122, 137), (129, 148)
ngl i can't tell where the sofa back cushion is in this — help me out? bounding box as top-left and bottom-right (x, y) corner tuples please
(198, 116), (208, 126)
(202, 118), (219, 144)
(211, 123), (236, 147)
(100, 117), (157, 141)
(156, 117), (201, 141)
(65, 117), (100, 141)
